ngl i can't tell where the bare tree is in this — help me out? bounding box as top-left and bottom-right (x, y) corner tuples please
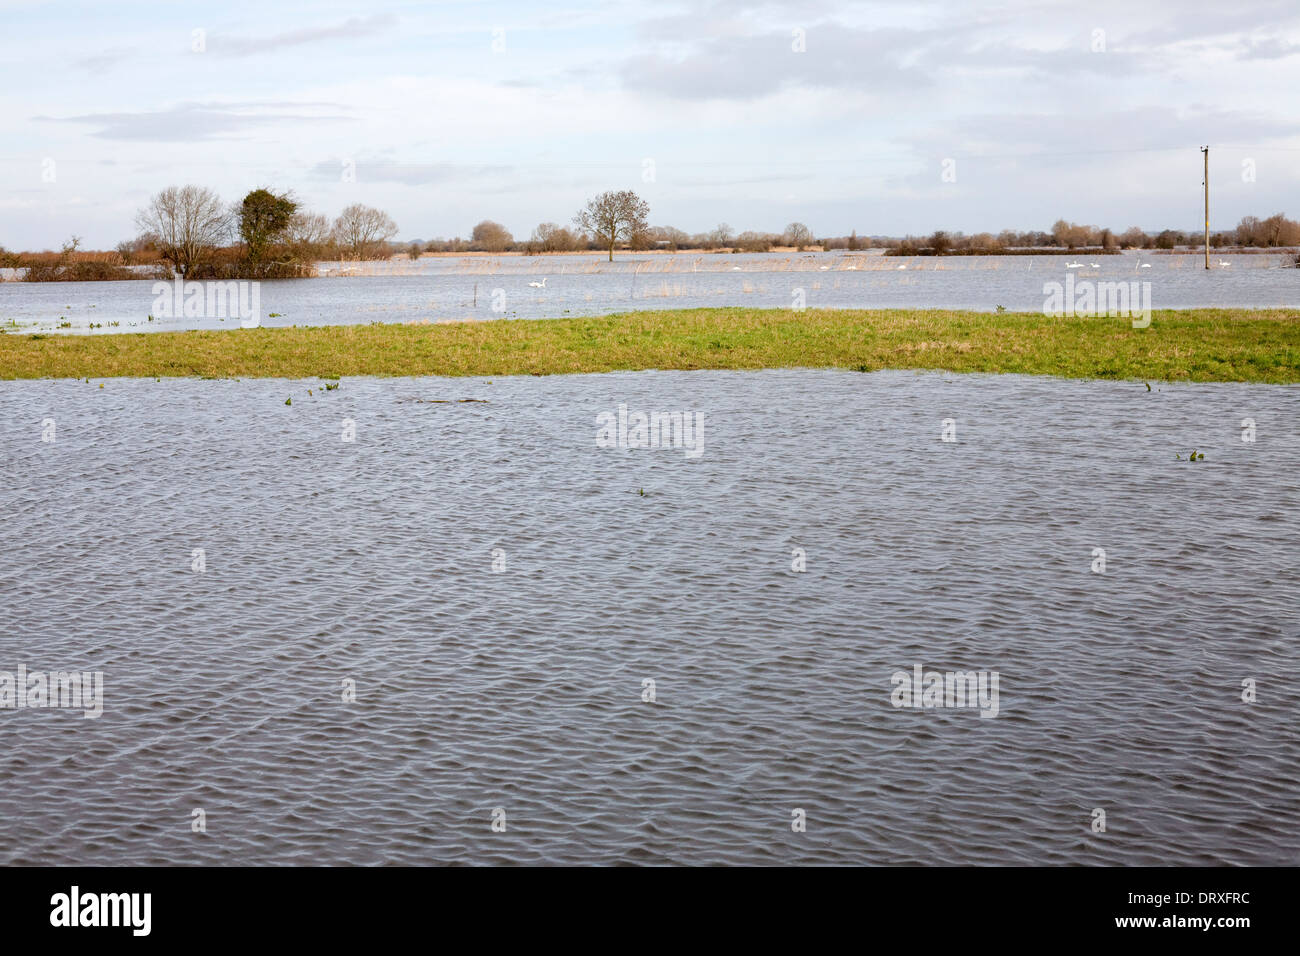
(574, 190), (650, 261)
(1235, 216), (1262, 247)
(783, 222), (813, 250)
(1260, 212), (1300, 246)
(734, 230), (777, 252)
(1117, 226), (1149, 249)
(134, 185), (232, 275)
(1050, 219), (1095, 249)
(649, 225), (690, 250)
(531, 221), (579, 252)
(332, 203), (399, 259)
(471, 220), (513, 253)
(285, 211), (332, 257)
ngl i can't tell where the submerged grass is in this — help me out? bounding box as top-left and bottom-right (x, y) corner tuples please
(1, 308), (1297, 383)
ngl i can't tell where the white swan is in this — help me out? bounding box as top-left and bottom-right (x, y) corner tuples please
(1218, 260), (1230, 268)
(897, 264), (907, 270)
(1140, 263), (1151, 268)
(1090, 263), (1100, 268)
(1065, 261), (1084, 268)
(528, 277), (547, 288)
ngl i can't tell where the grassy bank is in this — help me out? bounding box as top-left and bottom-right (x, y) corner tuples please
(2, 308), (1297, 383)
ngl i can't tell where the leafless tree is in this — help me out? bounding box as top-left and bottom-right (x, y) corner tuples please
(1117, 226), (1149, 249)
(1235, 216), (1262, 246)
(783, 222), (813, 250)
(332, 203), (398, 259)
(1051, 219), (1098, 249)
(134, 185), (232, 275)
(734, 230), (777, 252)
(1260, 212), (1300, 246)
(471, 220), (513, 253)
(285, 211), (332, 257)
(574, 190), (650, 261)
(648, 225), (690, 250)
(531, 222), (579, 252)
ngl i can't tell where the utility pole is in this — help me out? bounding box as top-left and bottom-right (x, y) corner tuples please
(1202, 145), (1210, 270)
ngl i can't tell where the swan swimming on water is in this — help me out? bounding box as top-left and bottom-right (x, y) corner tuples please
(528, 277), (547, 288)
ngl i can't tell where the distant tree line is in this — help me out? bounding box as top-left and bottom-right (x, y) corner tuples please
(421, 211), (1300, 257)
(884, 215), (1300, 255)
(6, 190), (1299, 282)
(416, 216), (825, 256)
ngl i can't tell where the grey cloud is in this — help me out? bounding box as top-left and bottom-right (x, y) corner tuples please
(617, 13), (1166, 101)
(211, 13), (397, 57)
(633, 0), (843, 43)
(1237, 35), (1300, 60)
(34, 102), (353, 141)
(72, 47), (134, 74)
(616, 0), (1300, 101)
(1114, 0), (1300, 48)
(620, 25), (937, 100)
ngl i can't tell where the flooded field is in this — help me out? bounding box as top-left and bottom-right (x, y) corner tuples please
(1, 252), (1296, 335)
(1, 369), (1296, 864)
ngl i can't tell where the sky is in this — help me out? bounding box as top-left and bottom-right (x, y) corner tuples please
(2, 0), (1299, 249)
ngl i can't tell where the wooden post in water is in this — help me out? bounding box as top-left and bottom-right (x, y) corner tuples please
(1202, 145), (1210, 270)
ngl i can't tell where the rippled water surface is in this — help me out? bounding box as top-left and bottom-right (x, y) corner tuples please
(1, 251), (1296, 334)
(1, 369), (1297, 865)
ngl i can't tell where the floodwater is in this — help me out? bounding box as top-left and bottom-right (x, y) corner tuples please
(1, 369), (1296, 865)
(0, 251), (1296, 334)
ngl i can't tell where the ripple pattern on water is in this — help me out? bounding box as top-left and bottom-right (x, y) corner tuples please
(1, 369), (1297, 865)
